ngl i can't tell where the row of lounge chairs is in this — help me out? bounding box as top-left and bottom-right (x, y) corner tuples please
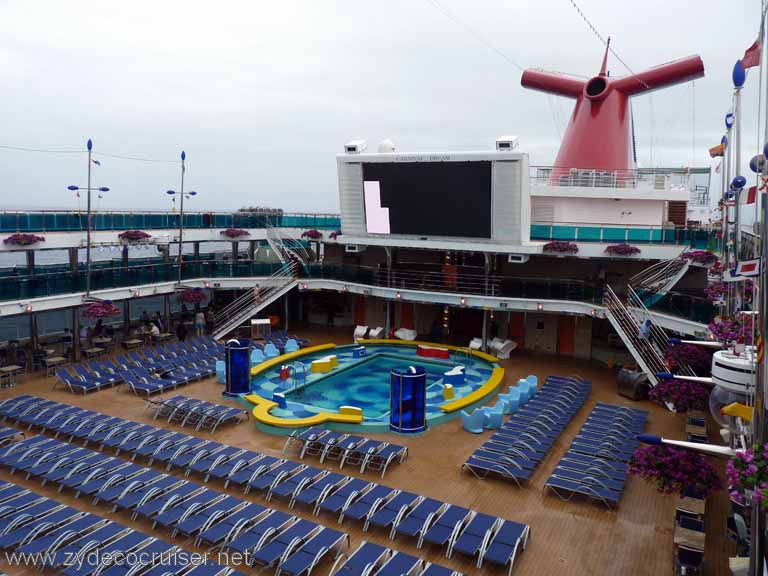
(545, 402), (648, 509)
(0, 479), (238, 576)
(55, 336), (222, 395)
(462, 375), (592, 487)
(282, 427), (408, 478)
(145, 396), (248, 433)
(0, 435), (349, 576)
(331, 540), (462, 576)
(0, 395), (530, 575)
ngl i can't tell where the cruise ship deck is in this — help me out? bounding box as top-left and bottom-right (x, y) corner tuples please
(0, 329), (732, 576)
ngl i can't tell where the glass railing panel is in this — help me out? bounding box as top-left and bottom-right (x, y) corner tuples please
(602, 228), (626, 242)
(529, 224), (551, 240)
(627, 228), (652, 244)
(551, 226), (576, 241)
(576, 227), (601, 241)
(27, 214), (45, 232)
(0, 214), (20, 233)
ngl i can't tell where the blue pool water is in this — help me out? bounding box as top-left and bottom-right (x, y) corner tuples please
(249, 344), (498, 429)
(285, 353), (451, 418)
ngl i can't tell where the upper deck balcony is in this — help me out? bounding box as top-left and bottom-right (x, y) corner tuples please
(0, 209), (341, 233)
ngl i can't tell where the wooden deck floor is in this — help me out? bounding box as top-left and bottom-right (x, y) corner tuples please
(0, 327), (731, 576)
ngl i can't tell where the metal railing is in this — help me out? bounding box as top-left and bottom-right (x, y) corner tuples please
(627, 287), (696, 378)
(212, 261), (298, 340)
(529, 165), (706, 191)
(603, 286), (667, 386)
(530, 222), (715, 247)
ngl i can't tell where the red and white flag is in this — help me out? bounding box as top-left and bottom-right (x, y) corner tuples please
(740, 177), (768, 204)
(725, 258), (761, 282)
(743, 20), (764, 69)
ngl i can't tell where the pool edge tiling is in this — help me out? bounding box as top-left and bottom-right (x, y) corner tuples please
(243, 341), (503, 434)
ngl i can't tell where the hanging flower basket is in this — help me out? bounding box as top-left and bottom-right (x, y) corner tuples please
(605, 243), (641, 256)
(301, 229), (323, 240)
(118, 230), (151, 243)
(177, 287), (206, 304)
(727, 445), (768, 507)
(664, 344), (713, 375)
(82, 300), (121, 319)
(629, 445), (722, 497)
(681, 250), (719, 265)
(703, 282), (727, 303)
(3, 233), (45, 246)
(221, 228), (250, 238)
(543, 241), (578, 254)
(649, 377), (710, 412)
(709, 315), (753, 345)
(329, 230), (342, 240)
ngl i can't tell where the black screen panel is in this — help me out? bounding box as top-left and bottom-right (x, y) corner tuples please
(362, 161), (492, 238)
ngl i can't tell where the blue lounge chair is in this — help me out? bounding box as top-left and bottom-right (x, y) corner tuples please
(478, 520), (530, 573)
(376, 551), (423, 575)
(330, 541), (389, 576)
(449, 512), (499, 560)
(420, 505), (471, 549)
(283, 339), (300, 353)
(460, 410), (484, 434)
(275, 526), (348, 576)
(249, 519), (319, 569)
(267, 466), (326, 502)
(196, 503), (268, 547)
(360, 443), (408, 477)
(340, 484), (396, 524)
(316, 478), (372, 517)
(291, 472), (348, 509)
(463, 454), (532, 487)
(393, 497), (445, 540)
(365, 491), (420, 532)
(224, 510), (294, 555)
(545, 475), (621, 509)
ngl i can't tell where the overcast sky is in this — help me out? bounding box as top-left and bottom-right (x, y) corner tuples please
(0, 0), (763, 213)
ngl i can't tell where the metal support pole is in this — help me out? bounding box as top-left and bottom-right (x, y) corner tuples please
(123, 300), (131, 337)
(26, 251), (35, 277)
(177, 152), (186, 285)
(164, 293), (171, 335)
(248, 240), (256, 261)
(122, 245), (129, 268)
(735, 88), (743, 262)
(72, 308), (81, 362)
(283, 293), (289, 332)
(481, 309), (488, 352)
(86, 140), (93, 296)
(385, 300), (391, 337)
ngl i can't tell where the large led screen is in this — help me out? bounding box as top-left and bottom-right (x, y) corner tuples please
(362, 161), (492, 238)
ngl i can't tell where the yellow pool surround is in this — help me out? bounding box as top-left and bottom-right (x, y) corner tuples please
(244, 339), (504, 429)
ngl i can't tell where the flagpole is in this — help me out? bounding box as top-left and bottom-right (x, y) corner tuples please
(750, 192), (768, 576)
(726, 112), (734, 316)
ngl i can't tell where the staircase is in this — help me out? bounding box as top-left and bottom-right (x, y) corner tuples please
(212, 261), (299, 340)
(628, 255), (690, 307)
(266, 225), (312, 265)
(604, 286), (668, 387)
(603, 258), (698, 387)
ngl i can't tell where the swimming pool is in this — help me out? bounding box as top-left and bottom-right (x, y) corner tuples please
(285, 353), (453, 418)
(248, 343), (500, 431)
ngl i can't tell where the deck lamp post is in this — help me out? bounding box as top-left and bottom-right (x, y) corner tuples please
(166, 150), (198, 285)
(67, 139), (110, 296)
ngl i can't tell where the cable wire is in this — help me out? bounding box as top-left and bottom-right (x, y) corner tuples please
(0, 144), (82, 154)
(424, 0), (524, 71)
(567, 0), (650, 89)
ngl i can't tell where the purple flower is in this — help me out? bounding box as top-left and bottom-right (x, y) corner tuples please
(220, 228), (250, 238)
(543, 241), (578, 254)
(118, 230), (151, 242)
(604, 243), (641, 256)
(3, 233), (45, 246)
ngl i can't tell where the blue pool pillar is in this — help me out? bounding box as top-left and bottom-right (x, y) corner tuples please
(390, 366), (427, 434)
(225, 338), (251, 397)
